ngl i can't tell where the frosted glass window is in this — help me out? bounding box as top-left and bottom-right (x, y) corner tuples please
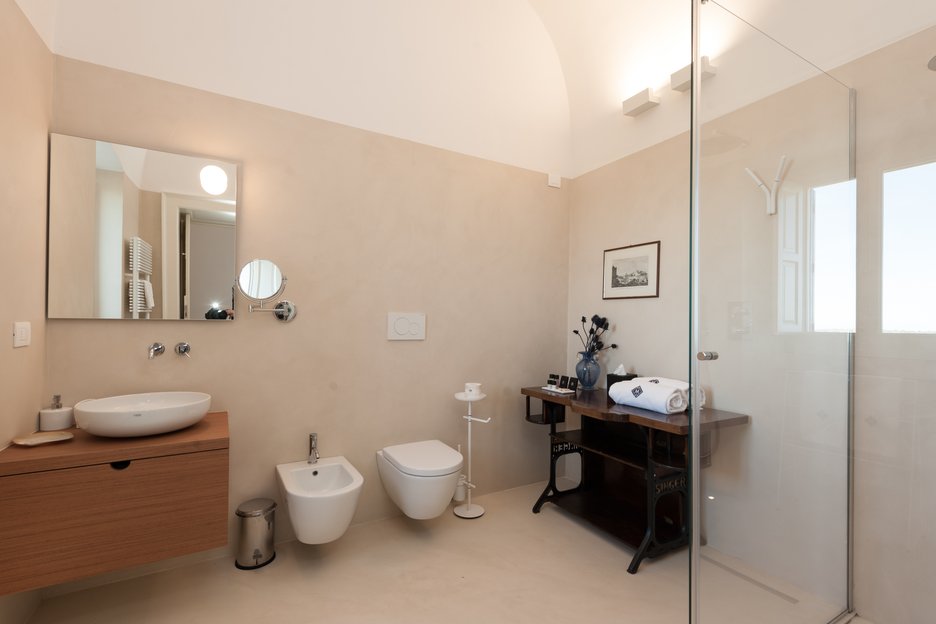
(882, 161), (936, 333)
(812, 181), (856, 332)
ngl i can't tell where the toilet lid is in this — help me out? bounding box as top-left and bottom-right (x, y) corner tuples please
(382, 440), (463, 477)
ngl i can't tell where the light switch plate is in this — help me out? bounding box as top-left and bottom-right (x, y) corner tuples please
(387, 313), (426, 341)
(13, 321), (31, 348)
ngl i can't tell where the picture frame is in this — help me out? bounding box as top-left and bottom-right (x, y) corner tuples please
(603, 241), (660, 300)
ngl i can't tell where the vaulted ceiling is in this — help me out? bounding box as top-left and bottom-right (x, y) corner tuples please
(15, 0), (936, 178)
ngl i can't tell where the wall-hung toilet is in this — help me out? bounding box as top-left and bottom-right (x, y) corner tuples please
(376, 440), (463, 520)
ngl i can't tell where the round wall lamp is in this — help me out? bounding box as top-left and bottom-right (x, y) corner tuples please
(200, 164), (229, 195)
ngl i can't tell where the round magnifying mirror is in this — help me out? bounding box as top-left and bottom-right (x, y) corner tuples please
(237, 258), (285, 302)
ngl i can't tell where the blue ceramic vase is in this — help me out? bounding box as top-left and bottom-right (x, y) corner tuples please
(575, 351), (600, 390)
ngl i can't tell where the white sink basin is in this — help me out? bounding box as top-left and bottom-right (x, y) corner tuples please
(74, 392), (211, 438)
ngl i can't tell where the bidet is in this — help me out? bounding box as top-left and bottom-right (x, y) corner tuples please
(276, 455), (363, 544)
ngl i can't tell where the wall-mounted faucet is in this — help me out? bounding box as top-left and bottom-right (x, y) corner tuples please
(308, 433), (320, 464)
(174, 342), (191, 358)
(148, 342), (165, 359)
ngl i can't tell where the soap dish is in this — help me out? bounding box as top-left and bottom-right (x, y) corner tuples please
(12, 431), (74, 447)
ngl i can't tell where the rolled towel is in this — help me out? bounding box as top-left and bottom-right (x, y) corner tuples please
(609, 379), (687, 414)
(631, 376), (706, 407)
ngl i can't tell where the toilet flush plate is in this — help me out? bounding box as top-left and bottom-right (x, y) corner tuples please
(387, 312), (426, 340)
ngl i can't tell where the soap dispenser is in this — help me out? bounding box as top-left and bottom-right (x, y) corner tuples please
(38, 395), (74, 431)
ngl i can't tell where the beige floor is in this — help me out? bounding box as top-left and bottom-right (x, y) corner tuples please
(29, 483), (851, 624)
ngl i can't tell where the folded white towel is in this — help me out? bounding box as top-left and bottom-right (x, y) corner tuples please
(142, 280), (155, 310)
(609, 380), (687, 414)
(631, 376), (706, 406)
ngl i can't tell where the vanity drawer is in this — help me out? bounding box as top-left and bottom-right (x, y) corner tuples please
(0, 448), (228, 595)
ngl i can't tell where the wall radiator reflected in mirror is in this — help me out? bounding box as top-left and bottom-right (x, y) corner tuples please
(128, 236), (154, 319)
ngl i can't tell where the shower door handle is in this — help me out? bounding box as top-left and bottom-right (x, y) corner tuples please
(696, 351), (719, 361)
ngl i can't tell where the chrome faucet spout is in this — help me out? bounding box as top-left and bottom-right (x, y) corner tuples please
(308, 433), (320, 464)
(148, 342), (165, 359)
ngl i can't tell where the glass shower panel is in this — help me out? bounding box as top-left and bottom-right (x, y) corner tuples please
(847, 18), (936, 624)
(693, 2), (853, 622)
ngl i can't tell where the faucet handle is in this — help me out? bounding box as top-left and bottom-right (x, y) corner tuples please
(175, 342), (191, 358)
(308, 433), (320, 464)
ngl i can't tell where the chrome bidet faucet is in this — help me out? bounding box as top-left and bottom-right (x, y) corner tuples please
(308, 433), (320, 464)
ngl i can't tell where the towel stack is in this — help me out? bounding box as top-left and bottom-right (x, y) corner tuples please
(608, 376), (706, 414)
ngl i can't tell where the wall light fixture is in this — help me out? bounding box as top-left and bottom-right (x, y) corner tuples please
(670, 56), (717, 92)
(199, 164), (228, 195)
(622, 88), (660, 117)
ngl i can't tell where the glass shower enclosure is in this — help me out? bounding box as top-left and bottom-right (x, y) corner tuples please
(690, 1), (854, 622)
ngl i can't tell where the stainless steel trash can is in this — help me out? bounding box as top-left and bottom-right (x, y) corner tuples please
(234, 498), (276, 570)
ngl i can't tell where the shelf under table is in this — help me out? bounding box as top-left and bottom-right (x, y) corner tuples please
(550, 486), (649, 551)
(551, 428), (685, 475)
(551, 429), (645, 470)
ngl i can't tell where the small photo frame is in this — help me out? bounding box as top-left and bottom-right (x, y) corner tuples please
(567, 378), (578, 391)
(603, 241), (660, 300)
(559, 375), (570, 389)
(547, 373), (560, 387)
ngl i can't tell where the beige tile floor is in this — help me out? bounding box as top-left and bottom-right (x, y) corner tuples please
(29, 483), (852, 624)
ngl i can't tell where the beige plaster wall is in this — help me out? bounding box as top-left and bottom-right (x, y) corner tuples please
(0, 0), (50, 619)
(45, 57), (569, 560)
(567, 133), (691, 381)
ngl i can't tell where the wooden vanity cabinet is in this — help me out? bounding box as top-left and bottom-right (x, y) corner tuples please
(0, 412), (229, 595)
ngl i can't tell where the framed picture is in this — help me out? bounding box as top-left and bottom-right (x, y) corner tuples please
(603, 241), (660, 300)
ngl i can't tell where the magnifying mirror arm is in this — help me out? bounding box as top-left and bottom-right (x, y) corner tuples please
(243, 299), (297, 322)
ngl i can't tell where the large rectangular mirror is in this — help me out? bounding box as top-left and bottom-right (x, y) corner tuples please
(48, 134), (237, 320)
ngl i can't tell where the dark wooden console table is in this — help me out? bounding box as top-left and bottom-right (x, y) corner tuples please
(522, 386), (749, 573)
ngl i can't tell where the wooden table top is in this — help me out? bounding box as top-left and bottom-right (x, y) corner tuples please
(521, 387), (749, 435)
(0, 412), (229, 477)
